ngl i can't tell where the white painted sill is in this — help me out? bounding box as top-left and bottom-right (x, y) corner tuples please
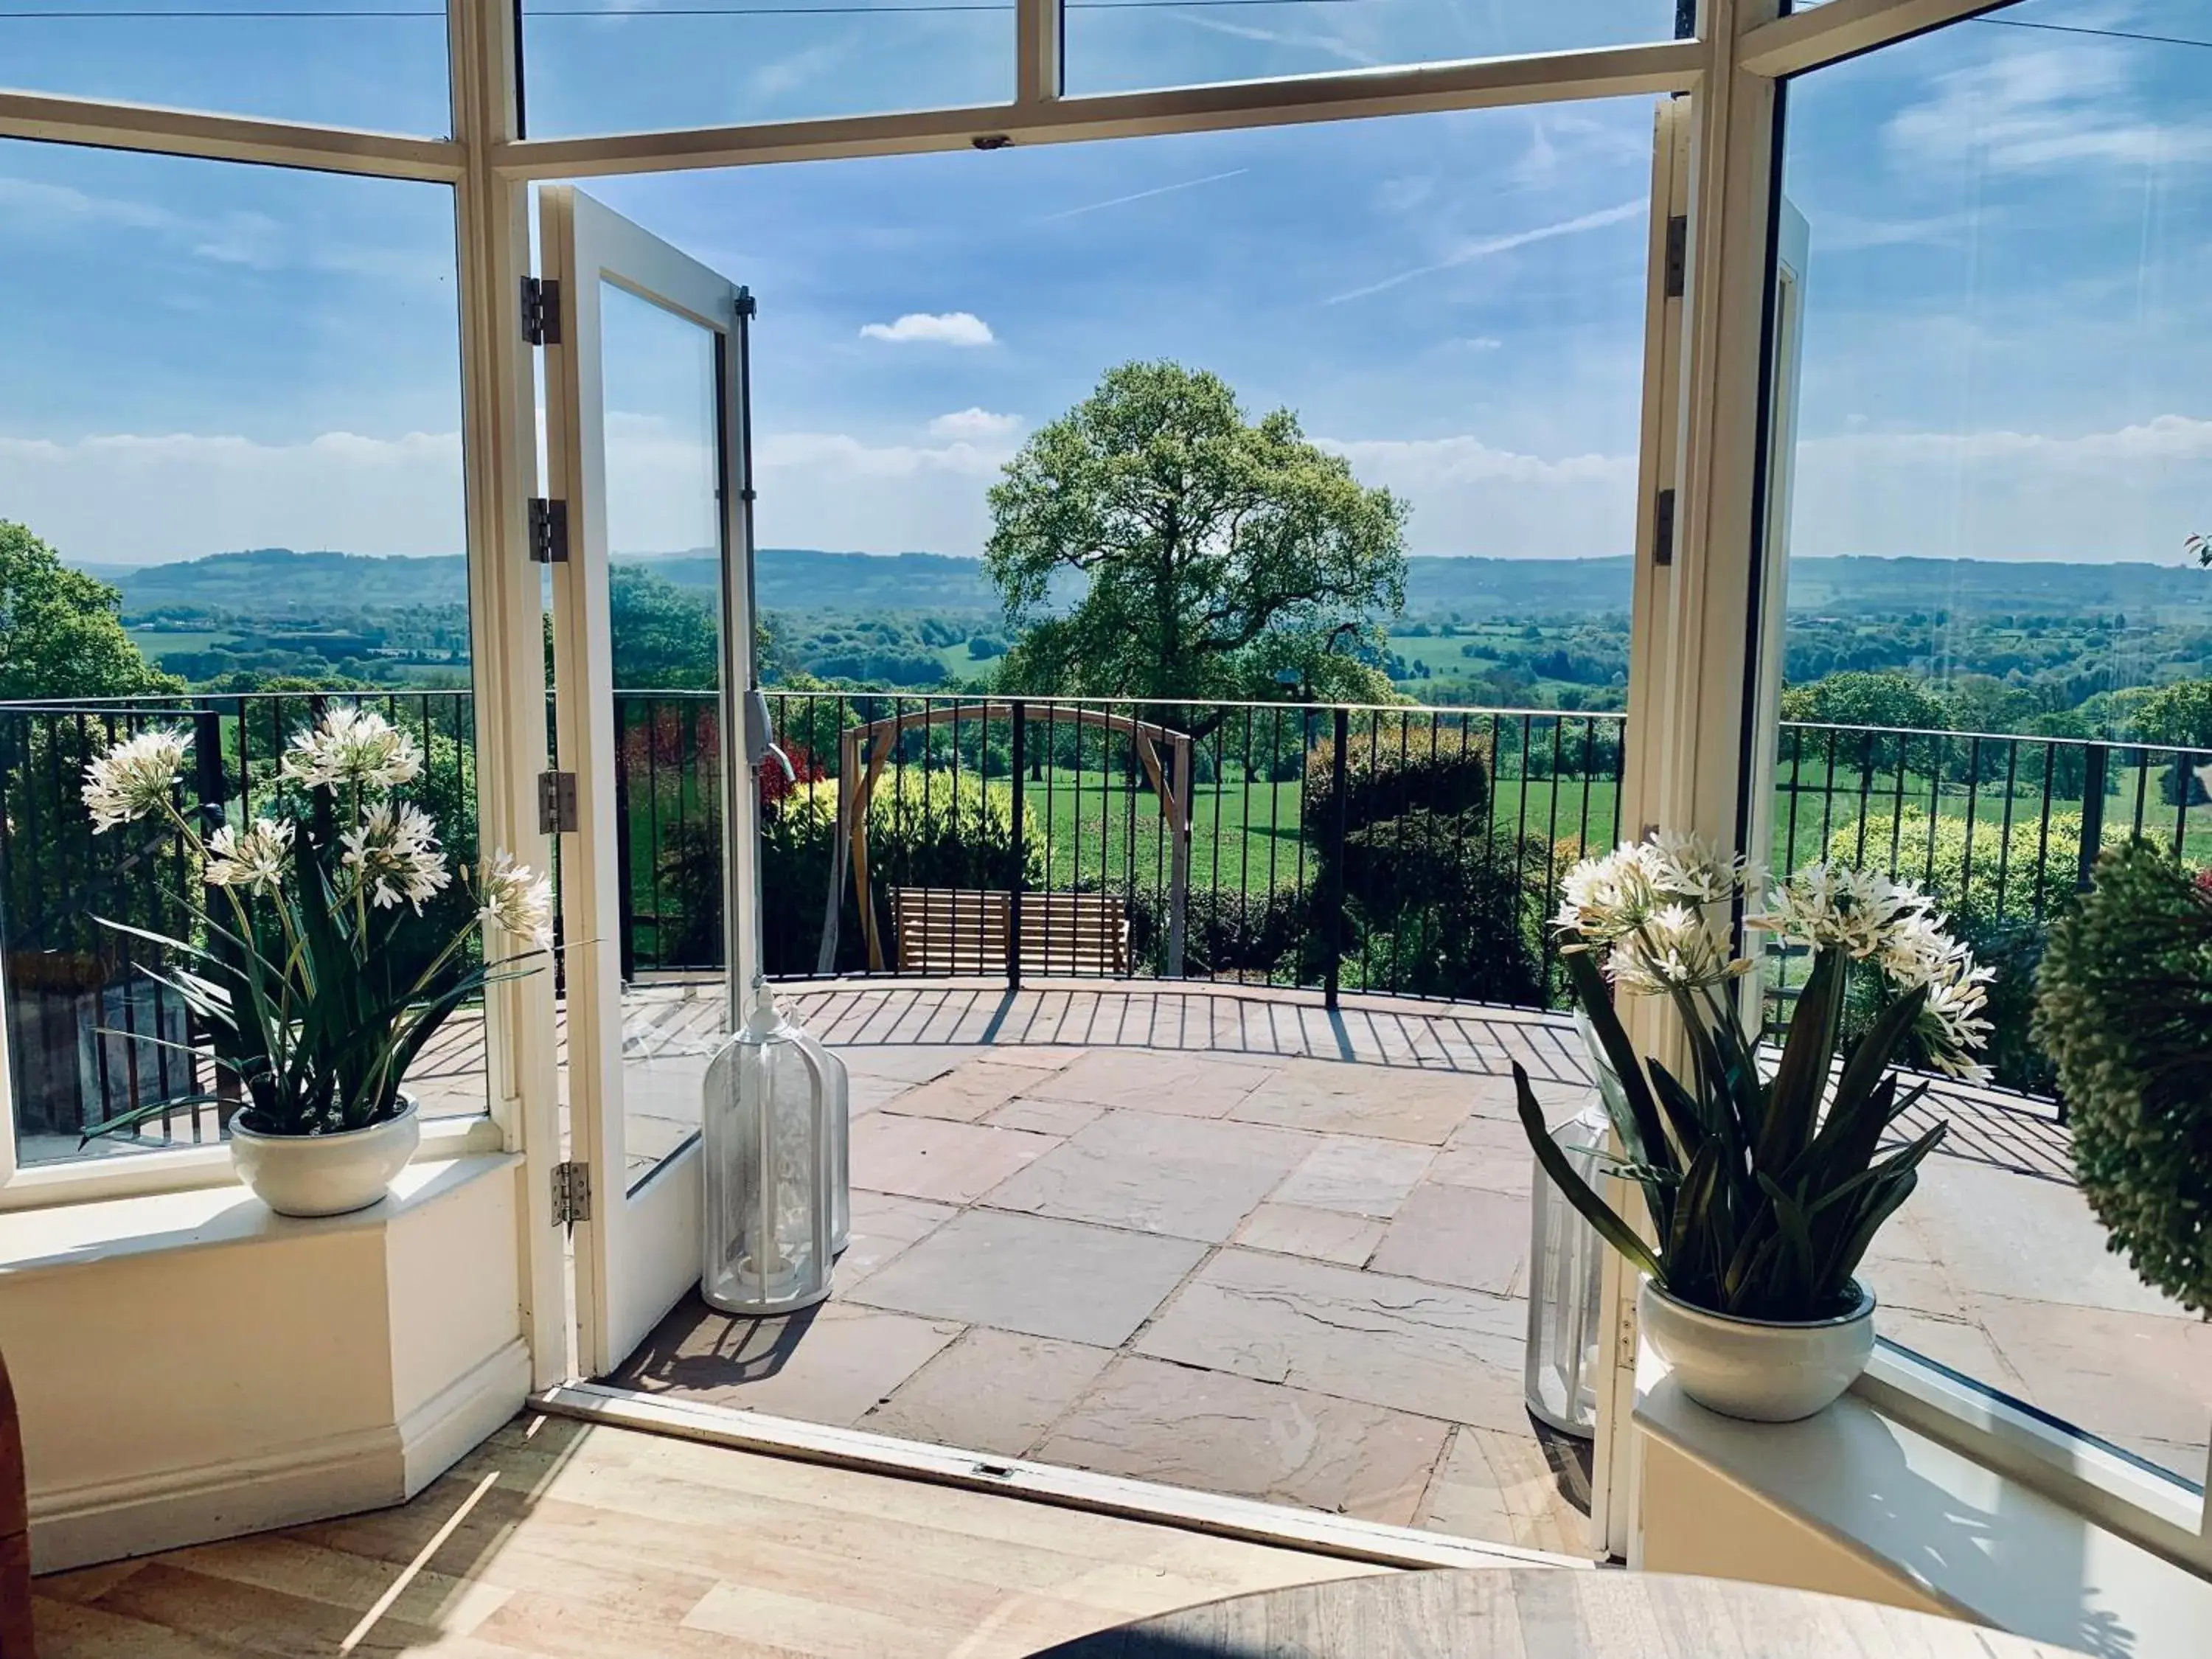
(1633, 1342), (2212, 1655)
(0, 1147), (519, 1279)
(0, 1111), (505, 1215)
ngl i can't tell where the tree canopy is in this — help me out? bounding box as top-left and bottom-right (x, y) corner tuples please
(984, 362), (1408, 708)
(0, 520), (181, 702)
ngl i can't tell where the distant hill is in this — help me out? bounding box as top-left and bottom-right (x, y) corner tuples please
(86, 546), (2212, 622)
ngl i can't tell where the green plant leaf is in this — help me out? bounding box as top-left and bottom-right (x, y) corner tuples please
(1513, 1062), (1661, 1282)
(1759, 947), (1845, 1171)
(1562, 948), (1677, 1178)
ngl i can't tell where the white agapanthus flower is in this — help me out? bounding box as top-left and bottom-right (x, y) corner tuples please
(205, 817), (294, 895)
(477, 852), (554, 951)
(282, 706), (424, 792)
(1915, 953), (1996, 1082)
(1607, 902), (1749, 994)
(341, 801), (450, 911)
(1647, 830), (1745, 905)
(1747, 862), (1933, 962)
(81, 727), (189, 832)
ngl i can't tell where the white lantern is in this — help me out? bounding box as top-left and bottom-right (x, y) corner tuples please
(700, 980), (834, 1315)
(1522, 1012), (1624, 1439)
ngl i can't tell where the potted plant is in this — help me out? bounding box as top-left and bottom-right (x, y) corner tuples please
(79, 709), (552, 1217)
(1515, 832), (1993, 1422)
(2033, 843), (2212, 1316)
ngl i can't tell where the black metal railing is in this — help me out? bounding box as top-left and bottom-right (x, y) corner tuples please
(0, 690), (476, 1154)
(5, 689), (2208, 1141)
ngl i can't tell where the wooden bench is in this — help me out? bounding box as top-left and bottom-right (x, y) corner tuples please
(888, 889), (1131, 978)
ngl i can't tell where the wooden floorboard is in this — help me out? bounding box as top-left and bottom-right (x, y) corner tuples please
(31, 1415), (1389, 1658)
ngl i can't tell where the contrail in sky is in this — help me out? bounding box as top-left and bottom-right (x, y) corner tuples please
(1324, 199), (1648, 304)
(1037, 168), (1251, 223)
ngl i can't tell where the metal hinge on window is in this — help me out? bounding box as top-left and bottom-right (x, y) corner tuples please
(552, 1160), (591, 1228)
(735, 286), (757, 320)
(528, 497), (568, 565)
(521, 275), (560, 346)
(538, 770), (578, 835)
(1663, 215), (1687, 299)
(1653, 487), (1677, 566)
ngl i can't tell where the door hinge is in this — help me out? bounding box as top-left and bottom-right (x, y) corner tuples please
(1663, 215), (1688, 299)
(521, 275), (560, 346)
(528, 497), (568, 564)
(1653, 487), (1677, 566)
(552, 1160), (591, 1228)
(538, 770), (578, 835)
(735, 286), (757, 320)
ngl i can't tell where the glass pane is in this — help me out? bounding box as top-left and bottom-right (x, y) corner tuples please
(598, 282), (732, 1193)
(1763, 0), (2212, 1483)
(1066, 0), (1675, 98)
(518, 0), (1012, 139)
(0, 0), (451, 137)
(0, 141), (474, 1166)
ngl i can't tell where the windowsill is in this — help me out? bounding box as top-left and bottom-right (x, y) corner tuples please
(0, 1111), (505, 1214)
(0, 1147), (518, 1279)
(1633, 1346), (2212, 1654)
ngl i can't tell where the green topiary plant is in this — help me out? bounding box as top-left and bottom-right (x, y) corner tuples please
(2032, 843), (2212, 1316)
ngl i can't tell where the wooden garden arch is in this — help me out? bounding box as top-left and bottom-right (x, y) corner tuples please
(814, 703), (1194, 979)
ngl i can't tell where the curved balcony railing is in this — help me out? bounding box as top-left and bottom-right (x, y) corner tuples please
(3, 687), (2205, 1140)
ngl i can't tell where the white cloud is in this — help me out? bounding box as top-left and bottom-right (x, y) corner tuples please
(1790, 414), (2212, 563)
(0, 429), (463, 564)
(928, 408), (1022, 441)
(749, 428), (1022, 554)
(1319, 434), (1638, 558)
(1885, 45), (2212, 174)
(858, 311), (995, 347)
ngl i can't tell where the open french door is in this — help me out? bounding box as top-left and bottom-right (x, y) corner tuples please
(539, 186), (761, 1378)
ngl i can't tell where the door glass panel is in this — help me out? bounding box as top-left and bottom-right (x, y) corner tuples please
(599, 282), (731, 1194)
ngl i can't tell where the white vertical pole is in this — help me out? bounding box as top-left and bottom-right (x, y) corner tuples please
(451, 0), (569, 1388)
(1592, 0), (1787, 1561)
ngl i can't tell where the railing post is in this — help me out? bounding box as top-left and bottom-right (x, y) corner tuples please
(1325, 706), (1349, 1010)
(612, 698), (636, 983)
(1008, 700), (1026, 995)
(2077, 742), (2108, 893)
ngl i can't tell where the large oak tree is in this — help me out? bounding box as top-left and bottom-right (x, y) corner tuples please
(984, 363), (1408, 716)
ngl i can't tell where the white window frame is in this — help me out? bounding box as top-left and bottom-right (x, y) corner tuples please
(7, 0), (2183, 1539)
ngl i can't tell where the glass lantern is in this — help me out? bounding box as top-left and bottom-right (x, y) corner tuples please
(783, 1022), (851, 1255)
(1523, 1012), (1627, 1439)
(700, 980), (834, 1315)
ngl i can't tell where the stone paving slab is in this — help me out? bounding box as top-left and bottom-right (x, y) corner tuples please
(981, 1109), (1314, 1242)
(610, 1295), (962, 1425)
(1369, 1181), (1528, 1298)
(858, 1328), (1116, 1459)
(850, 1113), (1060, 1206)
(1025, 1048), (1279, 1117)
(848, 1207), (1209, 1347)
(1233, 1203), (1388, 1268)
(1229, 1058), (1474, 1144)
(1133, 1247), (1532, 1433)
(1032, 1355), (1453, 1528)
(1269, 1136), (1436, 1218)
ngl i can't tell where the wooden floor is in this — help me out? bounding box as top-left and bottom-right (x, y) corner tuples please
(31, 1415), (1391, 1658)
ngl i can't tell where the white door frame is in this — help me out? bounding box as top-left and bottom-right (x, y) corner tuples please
(539, 184), (759, 1379)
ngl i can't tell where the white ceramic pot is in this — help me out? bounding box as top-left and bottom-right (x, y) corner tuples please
(1638, 1277), (1876, 1423)
(229, 1096), (420, 1218)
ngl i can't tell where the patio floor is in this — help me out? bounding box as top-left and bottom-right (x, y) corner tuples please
(547, 978), (2210, 1552)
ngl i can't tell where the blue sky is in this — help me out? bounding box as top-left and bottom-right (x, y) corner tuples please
(0, 0), (2206, 571)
